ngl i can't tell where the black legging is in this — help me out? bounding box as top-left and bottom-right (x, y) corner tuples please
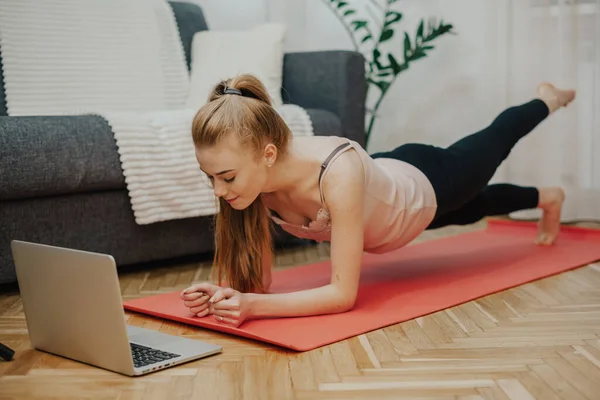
(370, 99), (549, 229)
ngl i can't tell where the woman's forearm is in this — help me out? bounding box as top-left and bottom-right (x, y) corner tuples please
(246, 284), (355, 318)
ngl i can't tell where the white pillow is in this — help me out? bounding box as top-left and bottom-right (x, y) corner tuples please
(185, 23), (286, 109)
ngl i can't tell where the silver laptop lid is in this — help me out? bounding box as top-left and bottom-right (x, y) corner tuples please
(11, 240), (135, 375)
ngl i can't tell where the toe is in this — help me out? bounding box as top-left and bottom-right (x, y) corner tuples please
(535, 233), (555, 246)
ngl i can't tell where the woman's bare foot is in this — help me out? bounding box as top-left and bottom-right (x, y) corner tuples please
(537, 82), (576, 113)
(536, 186), (565, 245)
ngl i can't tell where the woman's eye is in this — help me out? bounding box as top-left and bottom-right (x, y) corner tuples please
(224, 177), (235, 183)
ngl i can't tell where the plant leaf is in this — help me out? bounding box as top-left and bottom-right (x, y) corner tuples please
(379, 29), (393, 42)
(368, 78), (391, 93)
(384, 11), (402, 27)
(411, 47), (427, 61)
(362, 34), (373, 43)
(387, 54), (404, 75)
(351, 20), (368, 31)
(377, 80), (391, 93)
(422, 19), (454, 42)
(416, 20), (424, 42)
(343, 9), (356, 16)
(403, 32), (412, 60)
(372, 48), (383, 70)
(337, 1), (348, 8)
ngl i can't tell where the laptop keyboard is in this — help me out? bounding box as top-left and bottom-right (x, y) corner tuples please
(130, 342), (180, 368)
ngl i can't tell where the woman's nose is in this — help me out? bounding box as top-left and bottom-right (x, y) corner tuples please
(213, 181), (227, 197)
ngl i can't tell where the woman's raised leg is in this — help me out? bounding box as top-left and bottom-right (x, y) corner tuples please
(433, 83), (574, 212)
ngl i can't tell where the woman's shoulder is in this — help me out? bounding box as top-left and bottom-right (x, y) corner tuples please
(286, 135), (366, 188)
(317, 138), (366, 193)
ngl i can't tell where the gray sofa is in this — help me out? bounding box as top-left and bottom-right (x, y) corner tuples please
(0, 1), (367, 285)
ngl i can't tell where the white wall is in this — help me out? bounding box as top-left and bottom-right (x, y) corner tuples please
(189, 0), (307, 51)
(190, 0), (268, 29)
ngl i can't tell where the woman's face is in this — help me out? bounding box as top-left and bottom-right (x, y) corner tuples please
(195, 134), (274, 210)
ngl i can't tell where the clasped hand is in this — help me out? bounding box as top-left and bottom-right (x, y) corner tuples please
(180, 282), (250, 327)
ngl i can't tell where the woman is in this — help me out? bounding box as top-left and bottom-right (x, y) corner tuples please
(180, 74), (575, 327)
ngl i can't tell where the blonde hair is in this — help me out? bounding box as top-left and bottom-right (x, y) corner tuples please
(191, 74), (292, 293)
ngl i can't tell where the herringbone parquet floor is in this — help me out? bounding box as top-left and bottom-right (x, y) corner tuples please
(1, 220), (600, 400)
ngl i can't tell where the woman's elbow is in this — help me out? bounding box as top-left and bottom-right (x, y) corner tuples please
(334, 293), (357, 313)
(339, 302), (355, 313)
(328, 282), (358, 312)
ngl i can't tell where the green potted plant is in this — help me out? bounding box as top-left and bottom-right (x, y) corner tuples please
(322, 0), (455, 146)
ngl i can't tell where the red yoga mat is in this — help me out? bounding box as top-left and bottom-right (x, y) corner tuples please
(123, 220), (600, 351)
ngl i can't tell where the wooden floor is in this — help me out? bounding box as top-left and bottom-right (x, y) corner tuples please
(1, 220), (600, 400)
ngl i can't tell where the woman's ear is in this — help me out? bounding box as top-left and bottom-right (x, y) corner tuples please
(263, 143), (277, 167)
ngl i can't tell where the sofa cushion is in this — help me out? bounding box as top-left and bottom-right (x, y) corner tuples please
(0, 115), (124, 201)
(0, 109), (341, 201)
(307, 108), (342, 137)
(185, 23), (286, 109)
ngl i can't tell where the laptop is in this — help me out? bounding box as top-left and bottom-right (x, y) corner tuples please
(11, 240), (222, 376)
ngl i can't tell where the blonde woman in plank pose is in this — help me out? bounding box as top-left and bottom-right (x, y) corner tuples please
(180, 74), (575, 327)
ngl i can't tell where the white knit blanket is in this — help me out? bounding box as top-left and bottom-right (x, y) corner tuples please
(0, 0), (315, 224)
(0, 0), (189, 115)
(103, 104), (313, 224)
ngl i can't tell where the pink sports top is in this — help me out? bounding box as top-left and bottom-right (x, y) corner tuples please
(269, 139), (438, 254)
